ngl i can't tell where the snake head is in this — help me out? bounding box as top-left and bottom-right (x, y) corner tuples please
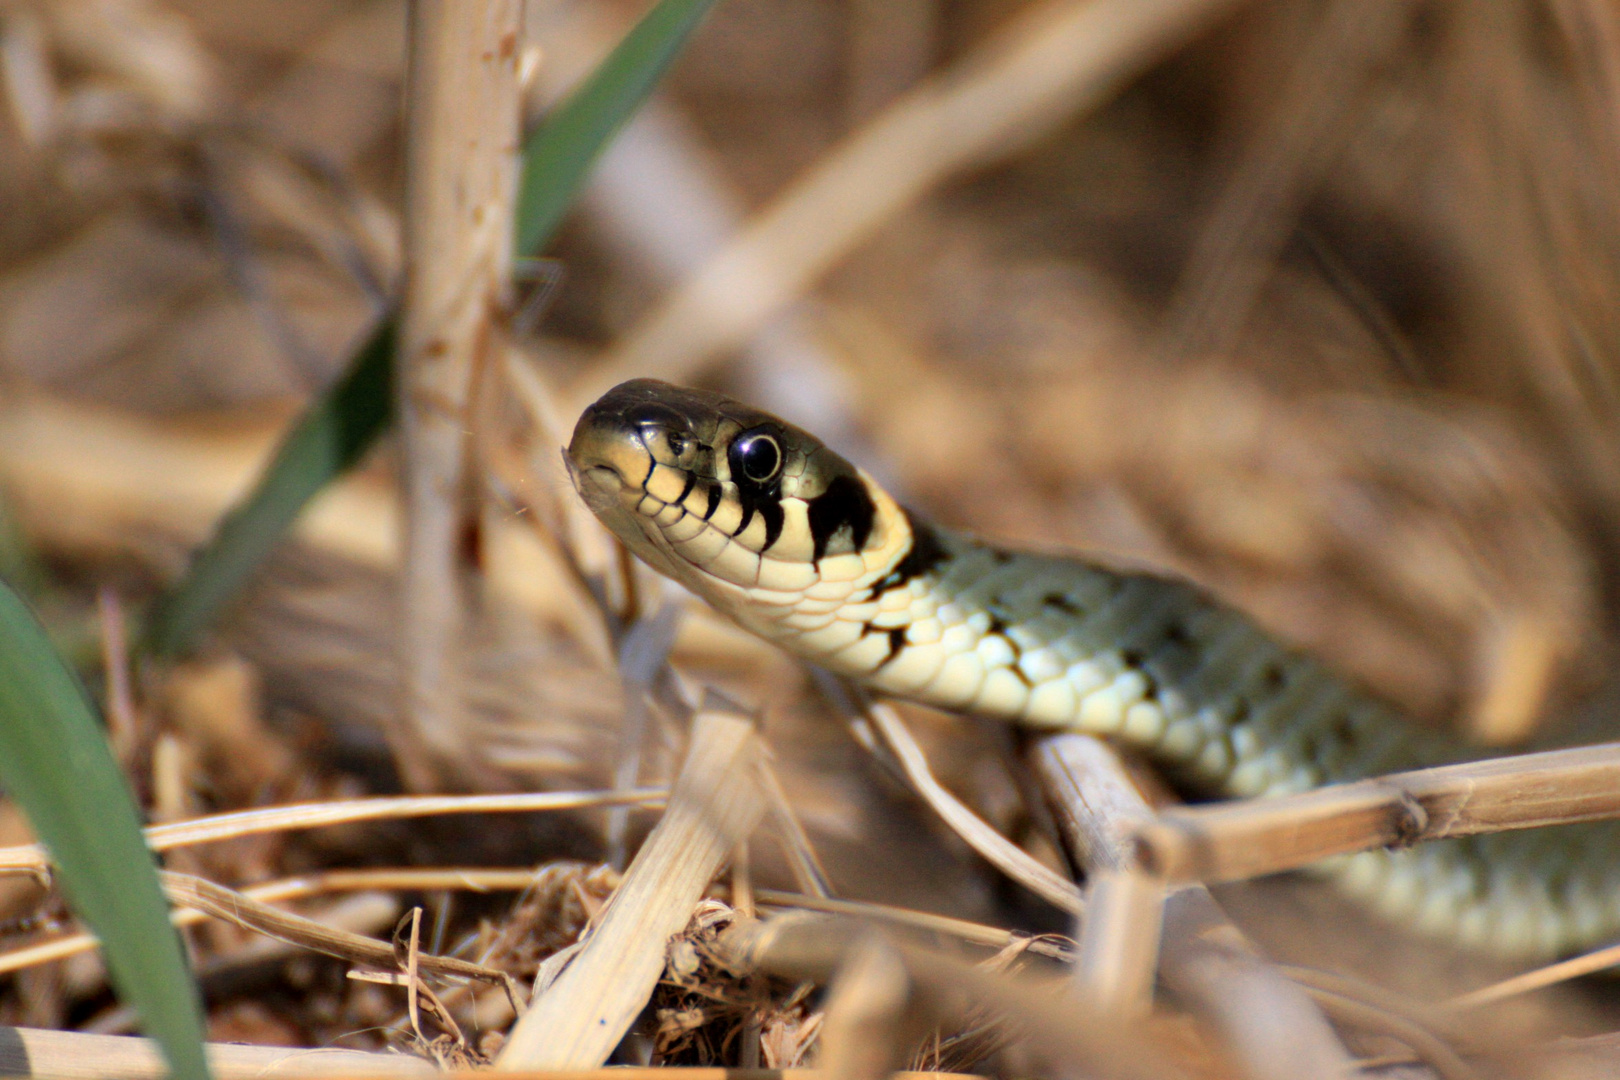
(568, 379), (911, 621)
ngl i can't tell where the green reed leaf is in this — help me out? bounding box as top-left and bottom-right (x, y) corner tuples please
(147, 0), (720, 657)
(0, 580), (208, 1079)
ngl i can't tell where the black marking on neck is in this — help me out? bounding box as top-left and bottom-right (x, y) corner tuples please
(1120, 648), (1161, 700)
(703, 485), (722, 521)
(873, 516), (948, 594)
(875, 627), (908, 670)
(983, 612), (1032, 688)
(857, 620), (908, 670)
(675, 470), (697, 508)
(807, 474), (876, 562)
(759, 499), (785, 552)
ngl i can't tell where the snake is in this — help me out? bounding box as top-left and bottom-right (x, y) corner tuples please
(567, 377), (1620, 961)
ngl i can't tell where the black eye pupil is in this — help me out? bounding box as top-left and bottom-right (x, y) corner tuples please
(736, 434), (781, 483)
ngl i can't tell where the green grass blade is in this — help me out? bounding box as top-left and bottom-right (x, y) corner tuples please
(0, 580), (208, 1080)
(144, 322), (394, 657)
(514, 0), (719, 255)
(147, 0), (720, 658)
(0, 488), (45, 599)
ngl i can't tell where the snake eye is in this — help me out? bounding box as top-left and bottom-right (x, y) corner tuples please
(665, 433), (689, 457)
(732, 430), (783, 485)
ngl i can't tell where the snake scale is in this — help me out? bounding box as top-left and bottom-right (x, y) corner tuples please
(568, 378), (1620, 961)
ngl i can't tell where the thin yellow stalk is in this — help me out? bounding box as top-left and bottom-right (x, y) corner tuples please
(396, 0), (522, 788)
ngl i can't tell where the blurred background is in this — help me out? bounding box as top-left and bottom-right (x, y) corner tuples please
(2, 0), (1620, 1053)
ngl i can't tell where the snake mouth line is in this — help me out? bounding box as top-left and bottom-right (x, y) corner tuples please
(577, 463), (626, 489)
(568, 463), (635, 517)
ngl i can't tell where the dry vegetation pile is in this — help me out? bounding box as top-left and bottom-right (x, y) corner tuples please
(3, 0), (1620, 1077)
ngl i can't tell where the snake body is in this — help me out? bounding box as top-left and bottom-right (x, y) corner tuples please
(569, 378), (1619, 961)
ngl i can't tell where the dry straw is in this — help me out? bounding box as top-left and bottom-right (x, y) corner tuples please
(395, 0), (524, 789)
(1132, 741), (1620, 885)
(497, 704), (767, 1069)
(575, 0), (1247, 405)
(1030, 734), (1358, 1080)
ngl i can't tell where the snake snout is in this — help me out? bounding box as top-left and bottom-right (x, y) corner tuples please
(568, 405), (650, 497)
(570, 381), (707, 502)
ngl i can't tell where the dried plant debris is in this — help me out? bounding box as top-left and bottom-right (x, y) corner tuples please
(650, 899), (1069, 1073)
(477, 861), (620, 979)
(0, 0), (392, 410)
(652, 899), (805, 1065)
(228, 548), (632, 793)
(906, 934), (1072, 1075)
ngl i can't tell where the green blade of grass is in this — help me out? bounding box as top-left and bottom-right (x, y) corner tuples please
(146, 0), (721, 658)
(144, 321), (393, 657)
(0, 487), (45, 599)
(0, 580), (208, 1080)
(514, 0), (720, 257)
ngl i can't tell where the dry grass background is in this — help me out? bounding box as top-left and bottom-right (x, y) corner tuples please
(3, 0), (1620, 1076)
